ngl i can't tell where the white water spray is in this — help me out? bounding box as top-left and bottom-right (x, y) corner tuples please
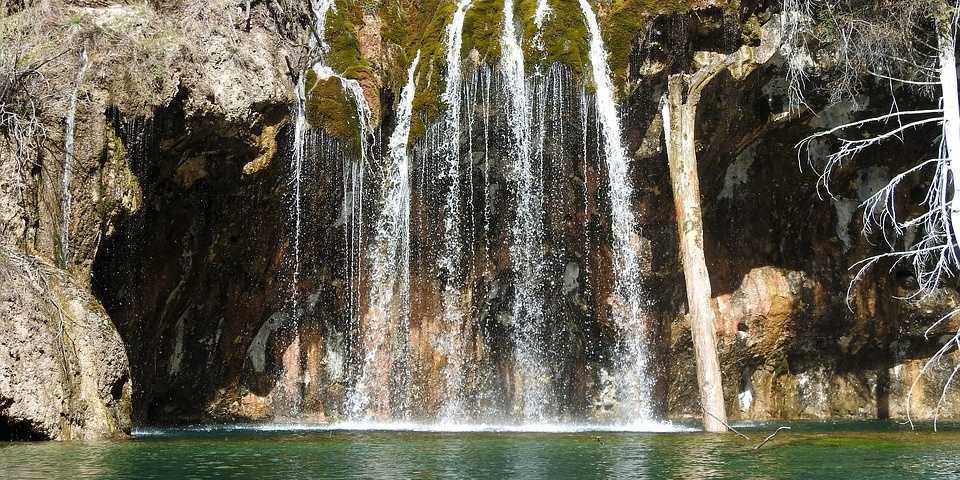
(436, 0), (473, 422)
(350, 52), (421, 419)
(501, 0), (551, 421)
(534, 0), (552, 32)
(579, 0), (652, 420)
(579, 88), (592, 299)
(290, 77), (307, 315)
(290, 0), (338, 311)
(289, 0), (376, 418)
(311, 0), (335, 50)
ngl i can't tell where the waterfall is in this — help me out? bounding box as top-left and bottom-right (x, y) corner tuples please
(281, 0), (339, 416)
(349, 52), (421, 419)
(579, 87), (592, 301)
(436, 0), (473, 421)
(333, 71), (372, 360)
(303, 10), (376, 362)
(60, 47), (88, 266)
(290, 77), (307, 318)
(287, 0), (377, 418)
(501, 0), (551, 421)
(579, 0), (652, 420)
(290, 0), (337, 314)
(482, 68), (492, 260)
(270, 0), (669, 426)
(532, 0), (551, 48)
(311, 0), (335, 49)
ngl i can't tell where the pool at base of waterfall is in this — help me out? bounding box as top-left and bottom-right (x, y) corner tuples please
(4, 421), (960, 479)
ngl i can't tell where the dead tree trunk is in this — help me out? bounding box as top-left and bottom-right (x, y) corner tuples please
(940, 28), (960, 249)
(662, 73), (727, 433)
(658, 21), (779, 430)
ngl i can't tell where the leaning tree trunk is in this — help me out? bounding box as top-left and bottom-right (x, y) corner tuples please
(662, 74), (727, 433)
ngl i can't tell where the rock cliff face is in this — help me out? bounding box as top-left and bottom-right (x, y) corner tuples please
(0, 0), (289, 435)
(0, 246), (131, 440)
(1, 0), (958, 436)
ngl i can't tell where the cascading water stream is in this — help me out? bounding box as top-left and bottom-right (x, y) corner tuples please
(534, 0), (551, 30)
(282, 0), (340, 417)
(60, 47), (88, 266)
(329, 72), (375, 420)
(579, 0), (653, 421)
(501, 0), (551, 421)
(349, 52), (421, 419)
(311, 0), (335, 47)
(579, 87), (592, 303)
(287, 0), (375, 418)
(290, 77), (308, 317)
(302, 4), (375, 361)
(532, 0), (551, 47)
(275, 0), (665, 426)
(290, 0), (336, 315)
(331, 71), (372, 365)
(436, 0), (473, 422)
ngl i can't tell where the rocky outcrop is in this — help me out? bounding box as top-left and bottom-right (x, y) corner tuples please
(0, 246), (131, 440)
(657, 50), (960, 420)
(0, 0), (292, 434)
(667, 266), (960, 420)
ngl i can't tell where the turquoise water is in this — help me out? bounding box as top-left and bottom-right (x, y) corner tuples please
(2, 422), (959, 479)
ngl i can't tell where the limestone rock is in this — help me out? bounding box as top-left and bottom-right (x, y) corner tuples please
(0, 247), (131, 440)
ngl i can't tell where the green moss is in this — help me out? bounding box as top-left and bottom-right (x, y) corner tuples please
(741, 14), (761, 43)
(410, 0), (458, 140)
(301, 0), (376, 148)
(378, 0), (457, 141)
(360, 0), (384, 14)
(519, 0), (588, 77)
(305, 69), (361, 143)
(381, 0), (451, 78)
(378, 0), (587, 141)
(365, 0), (737, 142)
(599, 0), (672, 82)
(462, 0), (505, 63)
(599, 0), (739, 82)
(95, 125), (140, 223)
(66, 13), (84, 27)
(325, 0), (372, 79)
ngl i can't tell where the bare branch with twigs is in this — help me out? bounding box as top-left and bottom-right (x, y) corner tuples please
(754, 427), (792, 450)
(700, 402), (751, 440)
(786, 0), (960, 427)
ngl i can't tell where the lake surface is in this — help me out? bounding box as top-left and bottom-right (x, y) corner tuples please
(2, 421), (959, 479)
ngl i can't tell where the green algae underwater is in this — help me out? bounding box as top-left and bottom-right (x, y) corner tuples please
(2, 421), (960, 479)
